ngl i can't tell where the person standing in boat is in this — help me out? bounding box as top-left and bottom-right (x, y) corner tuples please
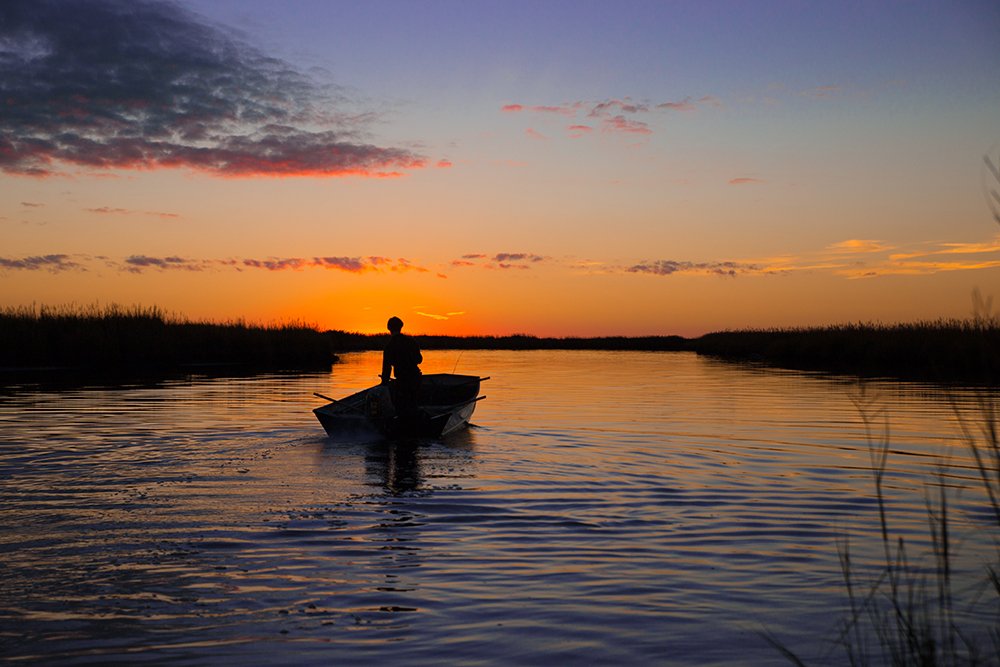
(381, 316), (423, 419)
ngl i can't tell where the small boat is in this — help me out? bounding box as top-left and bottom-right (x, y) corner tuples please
(313, 373), (487, 442)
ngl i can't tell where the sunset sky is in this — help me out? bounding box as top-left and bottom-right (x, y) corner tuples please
(2, 0), (999, 336)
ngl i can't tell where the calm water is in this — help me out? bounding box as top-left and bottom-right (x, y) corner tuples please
(1, 351), (997, 665)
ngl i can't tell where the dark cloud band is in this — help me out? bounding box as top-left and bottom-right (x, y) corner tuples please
(0, 0), (424, 177)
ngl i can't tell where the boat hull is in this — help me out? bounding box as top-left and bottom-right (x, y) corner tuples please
(313, 373), (484, 442)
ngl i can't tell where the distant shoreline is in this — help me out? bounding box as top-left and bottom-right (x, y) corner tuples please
(333, 323), (999, 385)
(2, 306), (997, 385)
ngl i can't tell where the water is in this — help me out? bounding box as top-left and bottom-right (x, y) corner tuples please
(1, 351), (997, 665)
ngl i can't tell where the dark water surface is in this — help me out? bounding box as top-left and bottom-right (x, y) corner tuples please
(1, 351), (996, 664)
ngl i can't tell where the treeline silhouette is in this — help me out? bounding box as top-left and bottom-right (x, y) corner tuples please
(331, 321), (998, 383)
(326, 331), (689, 352)
(3, 305), (997, 383)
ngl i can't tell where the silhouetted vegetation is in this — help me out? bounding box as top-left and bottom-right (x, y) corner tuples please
(4, 305), (997, 384)
(325, 331), (690, 353)
(692, 320), (1000, 384)
(327, 321), (999, 384)
(768, 388), (1000, 665)
(1, 304), (336, 372)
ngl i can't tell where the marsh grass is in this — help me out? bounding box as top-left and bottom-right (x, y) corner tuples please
(768, 380), (1000, 665)
(693, 318), (1000, 384)
(0, 303), (335, 371)
(836, 390), (998, 666)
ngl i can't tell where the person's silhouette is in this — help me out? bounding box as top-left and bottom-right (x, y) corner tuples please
(381, 316), (422, 420)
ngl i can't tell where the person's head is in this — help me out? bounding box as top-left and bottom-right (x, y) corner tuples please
(387, 316), (404, 334)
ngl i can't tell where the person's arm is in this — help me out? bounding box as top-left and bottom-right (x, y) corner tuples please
(381, 346), (391, 383)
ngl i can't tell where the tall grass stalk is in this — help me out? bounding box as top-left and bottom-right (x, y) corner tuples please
(767, 385), (1000, 666)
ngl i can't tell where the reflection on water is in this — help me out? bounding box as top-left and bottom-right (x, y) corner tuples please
(0, 351), (996, 664)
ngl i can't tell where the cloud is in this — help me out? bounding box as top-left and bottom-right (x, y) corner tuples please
(114, 254), (433, 274)
(827, 239), (893, 254)
(501, 94), (721, 140)
(590, 99), (649, 116)
(601, 115), (651, 135)
(20, 201), (43, 208)
(242, 257), (309, 272)
(84, 206), (180, 218)
(657, 99), (697, 112)
(123, 254), (204, 272)
(502, 103), (578, 115)
(493, 253), (543, 263)
(451, 252), (546, 270)
(839, 258), (1000, 279)
(627, 259), (762, 277)
(658, 96), (721, 112)
(492, 253), (545, 270)
(525, 128), (547, 140)
(0, 253), (81, 272)
(0, 0), (424, 178)
(415, 310), (465, 321)
(728, 177), (765, 185)
(923, 238), (1000, 256)
(86, 206), (129, 214)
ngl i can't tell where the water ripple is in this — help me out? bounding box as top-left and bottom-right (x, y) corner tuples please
(1, 351), (997, 664)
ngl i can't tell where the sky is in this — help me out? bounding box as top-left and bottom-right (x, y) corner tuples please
(2, 0), (999, 336)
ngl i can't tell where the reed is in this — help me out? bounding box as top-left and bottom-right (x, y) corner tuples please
(767, 385), (1000, 665)
(0, 303), (336, 371)
(692, 319), (1000, 383)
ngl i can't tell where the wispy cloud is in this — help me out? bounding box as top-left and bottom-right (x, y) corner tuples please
(86, 206), (130, 215)
(237, 256), (431, 274)
(11, 236), (1000, 282)
(85, 206), (180, 218)
(590, 99), (649, 116)
(826, 235), (1000, 278)
(827, 239), (893, 253)
(79, 254), (438, 275)
(493, 253), (544, 263)
(20, 202), (43, 208)
(657, 100), (697, 112)
(451, 252), (547, 270)
(600, 116), (652, 135)
(627, 259), (762, 277)
(502, 103), (579, 116)
(0, 0), (424, 178)
(241, 257), (310, 272)
(728, 177), (765, 185)
(124, 255), (205, 272)
(0, 254), (81, 272)
(657, 95), (722, 111)
(490, 252), (546, 269)
(502, 94), (718, 139)
(415, 310), (465, 321)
